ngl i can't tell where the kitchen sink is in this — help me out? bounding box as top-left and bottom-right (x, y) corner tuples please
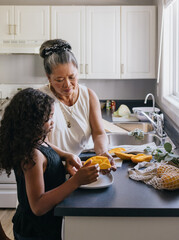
(114, 122), (153, 133)
(107, 132), (161, 147)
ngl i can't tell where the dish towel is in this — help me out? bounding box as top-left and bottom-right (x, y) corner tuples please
(109, 142), (157, 153)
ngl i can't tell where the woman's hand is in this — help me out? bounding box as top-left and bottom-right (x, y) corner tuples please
(99, 151), (117, 174)
(73, 161), (100, 186)
(65, 153), (82, 176)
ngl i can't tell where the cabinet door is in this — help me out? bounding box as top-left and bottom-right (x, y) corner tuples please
(121, 6), (156, 79)
(86, 6), (120, 79)
(14, 6), (49, 40)
(51, 6), (85, 78)
(0, 6), (14, 40)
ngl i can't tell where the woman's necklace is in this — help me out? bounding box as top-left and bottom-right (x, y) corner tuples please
(49, 84), (75, 128)
(59, 98), (74, 128)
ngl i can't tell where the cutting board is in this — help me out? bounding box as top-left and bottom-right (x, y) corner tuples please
(102, 119), (128, 133)
(112, 114), (139, 122)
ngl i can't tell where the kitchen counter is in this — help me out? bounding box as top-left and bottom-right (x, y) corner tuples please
(55, 108), (179, 217)
(55, 162), (179, 240)
(55, 161), (179, 218)
(55, 107), (179, 240)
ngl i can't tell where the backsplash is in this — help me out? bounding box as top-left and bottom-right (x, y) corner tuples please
(0, 83), (46, 98)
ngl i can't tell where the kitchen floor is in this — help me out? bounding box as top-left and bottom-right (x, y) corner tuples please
(0, 209), (15, 239)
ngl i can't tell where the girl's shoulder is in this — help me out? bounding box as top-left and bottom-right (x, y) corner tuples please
(22, 148), (48, 174)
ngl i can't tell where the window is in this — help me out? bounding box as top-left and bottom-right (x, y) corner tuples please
(163, 0), (179, 105)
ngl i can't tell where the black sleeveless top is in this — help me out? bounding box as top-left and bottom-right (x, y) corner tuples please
(12, 144), (66, 239)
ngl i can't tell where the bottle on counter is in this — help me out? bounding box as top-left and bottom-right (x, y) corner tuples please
(106, 100), (111, 110)
(111, 100), (116, 112)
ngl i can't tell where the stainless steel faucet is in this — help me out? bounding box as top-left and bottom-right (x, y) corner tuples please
(144, 93), (155, 113)
(134, 93), (167, 144)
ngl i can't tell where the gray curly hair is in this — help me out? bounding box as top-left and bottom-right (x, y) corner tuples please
(39, 39), (78, 75)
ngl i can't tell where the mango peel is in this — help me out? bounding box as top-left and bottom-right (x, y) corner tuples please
(114, 151), (135, 160)
(131, 154), (153, 163)
(84, 156), (111, 170)
(112, 151), (152, 163)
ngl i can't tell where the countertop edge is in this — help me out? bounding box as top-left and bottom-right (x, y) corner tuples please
(54, 207), (179, 217)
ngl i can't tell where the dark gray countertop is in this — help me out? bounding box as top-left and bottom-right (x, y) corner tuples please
(54, 161), (179, 217)
(54, 105), (179, 218)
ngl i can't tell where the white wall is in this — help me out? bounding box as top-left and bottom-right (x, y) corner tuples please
(0, 53), (156, 99)
(0, 0), (157, 100)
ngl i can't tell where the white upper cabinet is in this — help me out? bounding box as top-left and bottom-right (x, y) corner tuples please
(0, 6), (14, 40)
(121, 6), (156, 79)
(51, 6), (120, 79)
(0, 5), (156, 78)
(51, 6), (86, 78)
(86, 7), (120, 79)
(0, 6), (49, 41)
(15, 6), (49, 40)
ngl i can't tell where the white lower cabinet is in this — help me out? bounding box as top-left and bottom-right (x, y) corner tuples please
(0, 184), (17, 208)
(0, 171), (17, 208)
(64, 217), (179, 240)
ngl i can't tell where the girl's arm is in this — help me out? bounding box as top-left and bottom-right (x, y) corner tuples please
(24, 149), (99, 216)
(45, 140), (82, 175)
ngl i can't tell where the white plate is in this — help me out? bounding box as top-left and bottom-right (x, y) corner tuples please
(80, 173), (114, 189)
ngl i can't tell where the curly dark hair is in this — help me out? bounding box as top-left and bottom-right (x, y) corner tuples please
(0, 88), (54, 176)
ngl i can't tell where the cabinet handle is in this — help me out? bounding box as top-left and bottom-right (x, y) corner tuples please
(14, 25), (17, 35)
(85, 64), (88, 74)
(80, 64), (83, 74)
(121, 64), (124, 74)
(8, 25), (13, 35)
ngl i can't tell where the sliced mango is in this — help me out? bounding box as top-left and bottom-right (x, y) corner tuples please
(114, 151), (135, 160)
(109, 147), (126, 154)
(100, 163), (112, 169)
(84, 156), (111, 170)
(131, 154), (153, 163)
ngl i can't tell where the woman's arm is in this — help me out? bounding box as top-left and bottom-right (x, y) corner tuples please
(24, 149), (99, 216)
(88, 88), (108, 155)
(88, 89), (116, 171)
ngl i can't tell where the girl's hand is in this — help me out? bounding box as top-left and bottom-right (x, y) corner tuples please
(73, 161), (100, 186)
(99, 151), (117, 174)
(65, 153), (82, 176)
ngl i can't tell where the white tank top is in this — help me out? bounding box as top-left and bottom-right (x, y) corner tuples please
(39, 84), (93, 155)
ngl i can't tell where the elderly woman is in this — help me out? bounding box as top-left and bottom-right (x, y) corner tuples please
(39, 39), (116, 171)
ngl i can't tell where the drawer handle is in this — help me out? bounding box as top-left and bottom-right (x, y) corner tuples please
(80, 64), (83, 74)
(14, 25), (17, 35)
(85, 64), (88, 74)
(8, 25), (13, 35)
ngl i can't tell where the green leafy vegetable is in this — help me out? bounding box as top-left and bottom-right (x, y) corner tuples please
(164, 142), (172, 153)
(128, 128), (144, 140)
(144, 142), (179, 166)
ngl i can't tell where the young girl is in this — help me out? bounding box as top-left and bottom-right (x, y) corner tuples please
(0, 88), (99, 240)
